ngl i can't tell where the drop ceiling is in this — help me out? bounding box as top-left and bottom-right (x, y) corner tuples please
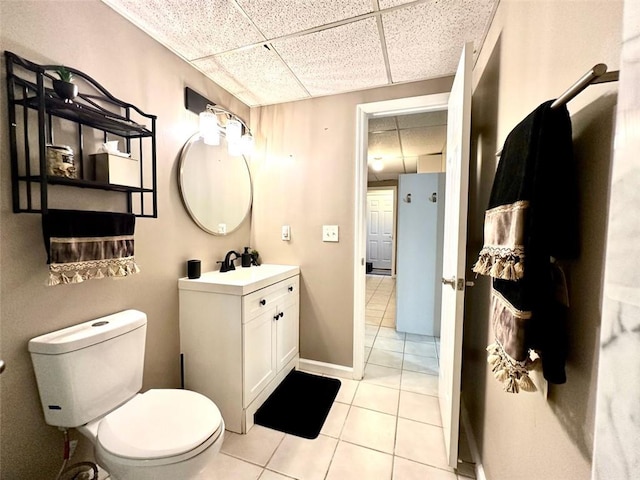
(368, 110), (447, 182)
(102, 0), (498, 107)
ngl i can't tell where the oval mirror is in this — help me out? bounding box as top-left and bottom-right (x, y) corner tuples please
(178, 133), (252, 235)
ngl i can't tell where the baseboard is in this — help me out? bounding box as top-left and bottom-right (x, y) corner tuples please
(460, 400), (488, 480)
(298, 358), (354, 379)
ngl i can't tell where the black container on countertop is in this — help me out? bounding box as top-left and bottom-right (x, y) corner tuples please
(241, 247), (252, 268)
(187, 259), (201, 279)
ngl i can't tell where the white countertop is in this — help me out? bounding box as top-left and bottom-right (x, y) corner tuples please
(178, 264), (300, 296)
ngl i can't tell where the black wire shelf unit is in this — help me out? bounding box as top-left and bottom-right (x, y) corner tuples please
(5, 51), (158, 217)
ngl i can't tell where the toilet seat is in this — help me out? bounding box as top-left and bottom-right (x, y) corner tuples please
(97, 389), (223, 465)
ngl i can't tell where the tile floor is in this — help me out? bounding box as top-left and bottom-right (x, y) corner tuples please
(96, 276), (465, 480)
(197, 274), (464, 480)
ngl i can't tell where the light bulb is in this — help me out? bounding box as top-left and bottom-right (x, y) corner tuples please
(372, 159), (384, 171)
(226, 119), (242, 144)
(199, 111), (220, 145)
(240, 132), (254, 155)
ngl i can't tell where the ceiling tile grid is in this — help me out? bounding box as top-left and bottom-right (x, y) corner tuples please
(369, 116), (398, 132)
(400, 125), (447, 155)
(397, 110), (447, 129)
(235, 0), (373, 38)
(382, 0), (496, 83)
(191, 61), (263, 107)
(273, 18), (389, 97)
(214, 46), (311, 105)
(103, 0), (498, 107)
(369, 130), (402, 159)
(104, 0), (265, 60)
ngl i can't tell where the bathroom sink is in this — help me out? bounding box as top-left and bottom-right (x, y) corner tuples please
(178, 264), (300, 296)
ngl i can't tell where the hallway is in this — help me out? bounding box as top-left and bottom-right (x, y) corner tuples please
(196, 275), (459, 480)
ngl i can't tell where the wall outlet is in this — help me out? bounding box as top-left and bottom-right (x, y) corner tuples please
(281, 225), (291, 241)
(322, 225), (339, 242)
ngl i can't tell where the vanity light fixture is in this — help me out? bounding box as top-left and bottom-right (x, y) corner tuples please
(185, 87), (254, 156)
(199, 108), (220, 146)
(226, 118), (242, 144)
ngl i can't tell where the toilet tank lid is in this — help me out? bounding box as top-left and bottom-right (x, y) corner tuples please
(28, 310), (147, 355)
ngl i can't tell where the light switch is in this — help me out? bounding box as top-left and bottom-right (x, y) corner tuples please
(218, 223), (227, 235)
(322, 225), (339, 242)
(281, 225), (291, 241)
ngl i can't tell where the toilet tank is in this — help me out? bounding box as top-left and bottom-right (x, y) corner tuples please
(28, 309), (147, 428)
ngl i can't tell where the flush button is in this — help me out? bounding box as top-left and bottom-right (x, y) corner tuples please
(92, 321), (109, 327)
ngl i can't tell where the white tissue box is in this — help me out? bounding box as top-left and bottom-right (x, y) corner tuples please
(92, 153), (140, 188)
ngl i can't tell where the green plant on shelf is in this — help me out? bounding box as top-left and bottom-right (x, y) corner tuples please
(55, 66), (73, 83)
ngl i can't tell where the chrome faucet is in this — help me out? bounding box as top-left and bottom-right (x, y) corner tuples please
(218, 250), (240, 273)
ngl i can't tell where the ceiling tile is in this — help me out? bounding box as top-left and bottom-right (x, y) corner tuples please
(104, 0), (265, 60)
(369, 116), (398, 132)
(400, 125), (447, 156)
(236, 0), (372, 38)
(274, 18), (388, 97)
(382, 0), (495, 82)
(397, 111), (448, 129)
(379, 0), (418, 8)
(212, 47), (310, 106)
(369, 130), (401, 159)
(403, 156), (418, 172)
(192, 57), (247, 94)
(374, 172), (403, 181)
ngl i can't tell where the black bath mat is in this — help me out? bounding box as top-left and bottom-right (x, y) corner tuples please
(254, 369), (341, 439)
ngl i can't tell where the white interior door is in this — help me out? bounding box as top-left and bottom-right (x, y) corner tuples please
(438, 42), (472, 469)
(366, 190), (394, 270)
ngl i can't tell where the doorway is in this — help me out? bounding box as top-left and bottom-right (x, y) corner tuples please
(366, 187), (396, 276)
(353, 93), (451, 379)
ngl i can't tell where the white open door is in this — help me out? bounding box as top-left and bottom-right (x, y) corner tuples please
(438, 42), (472, 469)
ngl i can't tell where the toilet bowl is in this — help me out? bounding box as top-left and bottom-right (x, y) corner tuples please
(78, 390), (224, 480)
(79, 389), (224, 480)
(28, 310), (225, 480)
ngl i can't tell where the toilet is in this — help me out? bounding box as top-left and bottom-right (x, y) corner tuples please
(28, 309), (224, 480)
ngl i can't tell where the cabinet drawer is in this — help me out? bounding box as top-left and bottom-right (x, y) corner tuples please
(243, 275), (299, 323)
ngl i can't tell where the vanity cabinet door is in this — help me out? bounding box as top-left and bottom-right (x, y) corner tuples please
(243, 309), (277, 408)
(276, 296), (299, 372)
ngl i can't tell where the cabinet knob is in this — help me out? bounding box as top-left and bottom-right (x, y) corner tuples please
(273, 314), (280, 321)
(260, 299), (266, 306)
(288, 286), (294, 292)
(280, 312), (285, 318)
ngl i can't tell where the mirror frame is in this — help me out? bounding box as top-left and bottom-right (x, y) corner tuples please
(178, 132), (253, 235)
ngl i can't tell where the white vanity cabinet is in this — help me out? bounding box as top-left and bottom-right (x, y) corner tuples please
(178, 264), (300, 433)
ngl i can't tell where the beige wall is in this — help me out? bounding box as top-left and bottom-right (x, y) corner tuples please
(250, 77), (452, 367)
(464, 1), (623, 479)
(0, 2), (251, 477)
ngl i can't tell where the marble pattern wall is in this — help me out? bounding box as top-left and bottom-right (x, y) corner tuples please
(592, 0), (640, 478)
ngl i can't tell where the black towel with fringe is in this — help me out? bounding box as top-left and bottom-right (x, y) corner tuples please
(473, 100), (578, 392)
(42, 209), (140, 286)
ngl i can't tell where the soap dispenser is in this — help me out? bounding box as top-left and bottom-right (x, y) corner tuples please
(241, 247), (252, 268)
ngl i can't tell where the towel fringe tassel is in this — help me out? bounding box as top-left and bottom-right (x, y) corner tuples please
(46, 258), (140, 286)
(473, 252), (524, 281)
(486, 342), (537, 394)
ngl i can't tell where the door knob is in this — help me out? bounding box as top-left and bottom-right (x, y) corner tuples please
(442, 277), (465, 290)
(442, 277), (456, 288)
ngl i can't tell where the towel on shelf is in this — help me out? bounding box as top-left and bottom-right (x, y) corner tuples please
(473, 100), (578, 393)
(42, 209), (140, 286)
